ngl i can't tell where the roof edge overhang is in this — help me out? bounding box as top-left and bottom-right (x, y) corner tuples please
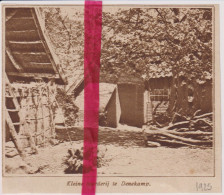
(33, 8), (68, 85)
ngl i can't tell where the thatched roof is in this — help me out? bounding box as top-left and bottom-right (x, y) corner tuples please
(99, 83), (117, 112)
(147, 63), (172, 79)
(5, 7), (67, 84)
(74, 83), (117, 113)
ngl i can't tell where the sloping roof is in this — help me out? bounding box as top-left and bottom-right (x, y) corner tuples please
(118, 73), (144, 85)
(5, 8), (67, 84)
(141, 62), (173, 80)
(147, 64), (173, 78)
(66, 76), (84, 95)
(74, 83), (117, 113)
(99, 83), (117, 112)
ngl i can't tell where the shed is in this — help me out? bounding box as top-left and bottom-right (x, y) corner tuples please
(144, 63), (212, 119)
(74, 83), (121, 128)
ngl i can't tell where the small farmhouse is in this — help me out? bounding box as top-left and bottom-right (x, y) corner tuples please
(144, 63), (212, 118)
(69, 61), (212, 129)
(116, 62), (212, 127)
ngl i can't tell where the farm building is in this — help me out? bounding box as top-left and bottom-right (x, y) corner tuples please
(5, 7), (67, 157)
(70, 76), (146, 128)
(144, 65), (173, 123)
(117, 62), (212, 127)
(72, 82), (121, 128)
(144, 64), (212, 119)
(117, 75), (172, 127)
(99, 83), (121, 128)
(68, 71), (212, 129)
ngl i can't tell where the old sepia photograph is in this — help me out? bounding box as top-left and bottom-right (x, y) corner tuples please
(1, 3), (221, 193)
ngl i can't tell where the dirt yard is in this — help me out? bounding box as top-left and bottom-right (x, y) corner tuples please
(97, 144), (214, 176)
(5, 141), (213, 176)
(4, 125), (214, 176)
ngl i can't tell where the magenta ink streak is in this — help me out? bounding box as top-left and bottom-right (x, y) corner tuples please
(82, 1), (102, 195)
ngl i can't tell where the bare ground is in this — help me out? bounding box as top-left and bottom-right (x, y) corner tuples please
(97, 144), (214, 176)
(4, 125), (214, 176)
(4, 141), (213, 176)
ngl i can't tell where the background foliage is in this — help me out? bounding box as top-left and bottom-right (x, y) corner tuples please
(40, 7), (213, 121)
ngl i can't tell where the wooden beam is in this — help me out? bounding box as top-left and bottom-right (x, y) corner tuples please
(6, 10), (17, 22)
(7, 72), (60, 79)
(32, 8), (68, 84)
(30, 62), (52, 66)
(7, 30), (36, 33)
(5, 74), (21, 111)
(6, 45), (23, 72)
(13, 52), (50, 63)
(8, 40), (45, 53)
(29, 62), (54, 70)
(6, 18), (36, 31)
(5, 110), (26, 159)
(13, 52), (46, 55)
(9, 40), (42, 44)
(12, 17), (34, 20)
(6, 30), (40, 42)
(7, 8), (32, 18)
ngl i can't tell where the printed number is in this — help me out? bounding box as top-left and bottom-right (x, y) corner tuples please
(196, 182), (212, 191)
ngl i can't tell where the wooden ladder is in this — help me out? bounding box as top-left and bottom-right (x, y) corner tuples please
(5, 76), (21, 132)
(5, 75), (26, 158)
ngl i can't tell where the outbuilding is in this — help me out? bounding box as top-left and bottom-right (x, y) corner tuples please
(73, 83), (121, 128)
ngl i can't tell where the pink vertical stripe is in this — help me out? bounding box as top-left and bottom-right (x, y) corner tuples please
(82, 1), (102, 195)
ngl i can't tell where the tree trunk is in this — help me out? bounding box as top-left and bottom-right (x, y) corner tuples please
(168, 75), (199, 119)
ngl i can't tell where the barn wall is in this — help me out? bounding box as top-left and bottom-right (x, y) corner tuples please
(118, 83), (144, 127)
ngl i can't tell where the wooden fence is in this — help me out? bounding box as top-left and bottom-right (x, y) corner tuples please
(5, 80), (59, 155)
